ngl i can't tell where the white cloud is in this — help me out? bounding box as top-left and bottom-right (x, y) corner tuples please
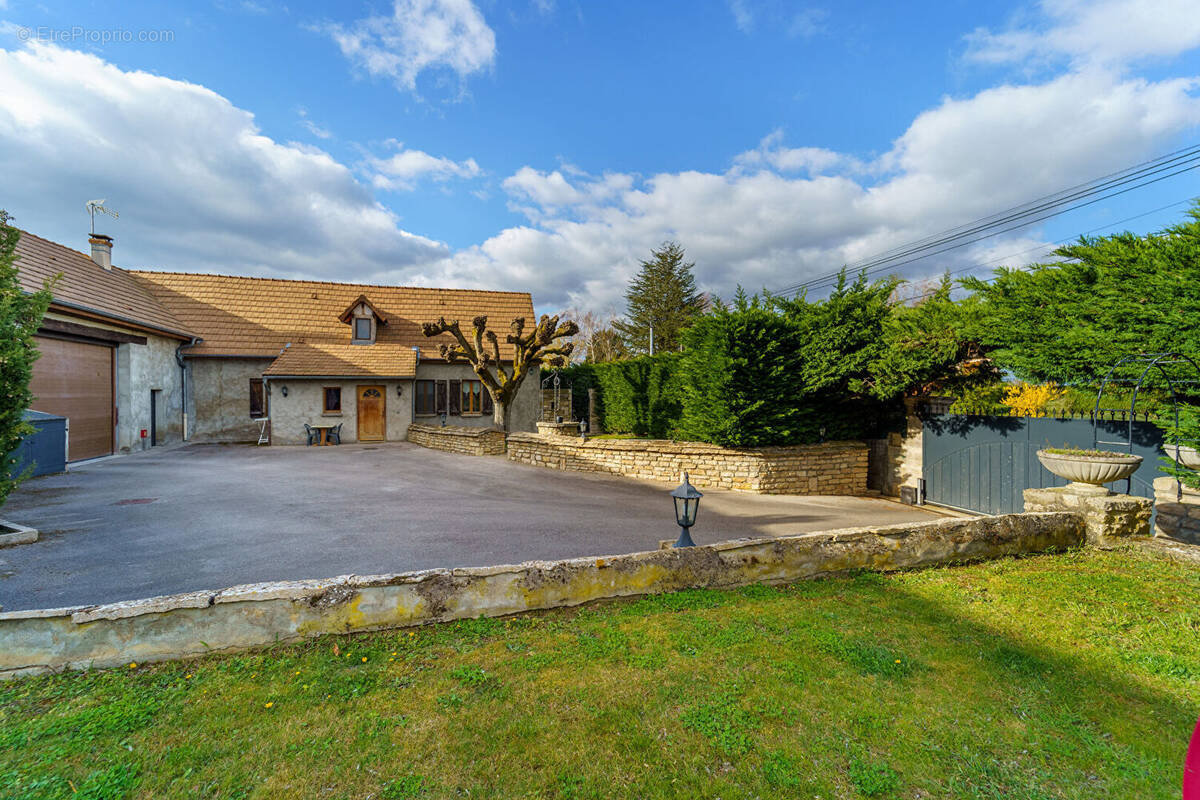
(367, 140), (481, 191)
(0, 43), (446, 281)
(430, 66), (1200, 313)
(728, 2), (827, 38)
(323, 0), (496, 94)
(734, 129), (858, 175)
(297, 107), (333, 139)
(965, 0), (1200, 69)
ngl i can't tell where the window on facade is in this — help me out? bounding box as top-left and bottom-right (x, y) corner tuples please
(249, 379), (264, 418)
(323, 387), (341, 414)
(415, 379), (436, 415)
(461, 380), (484, 414)
(353, 317), (372, 342)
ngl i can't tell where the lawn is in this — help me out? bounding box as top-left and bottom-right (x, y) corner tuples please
(1, 548), (1197, 799)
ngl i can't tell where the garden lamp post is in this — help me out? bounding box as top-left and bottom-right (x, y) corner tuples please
(669, 471), (703, 548)
(440, 411), (447, 427)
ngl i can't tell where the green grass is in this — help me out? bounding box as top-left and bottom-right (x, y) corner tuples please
(1, 548), (1197, 799)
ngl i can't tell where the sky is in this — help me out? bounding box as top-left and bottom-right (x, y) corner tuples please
(1, 0), (1199, 316)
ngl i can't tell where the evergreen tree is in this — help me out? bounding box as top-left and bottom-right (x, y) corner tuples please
(614, 242), (706, 354)
(963, 203), (1200, 385)
(0, 211), (53, 507)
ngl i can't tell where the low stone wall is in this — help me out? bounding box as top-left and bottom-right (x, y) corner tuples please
(506, 434), (868, 495)
(407, 423), (506, 456)
(1153, 476), (1200, 545)
(1023, 486), (1152, 546)
(0, 512), (1082, 678)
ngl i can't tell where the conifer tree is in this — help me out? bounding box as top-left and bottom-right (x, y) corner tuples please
(613, 242), (706, 354)
(0, 211), (53, 507)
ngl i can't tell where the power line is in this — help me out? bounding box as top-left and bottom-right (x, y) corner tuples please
(895, 198), (1193, 305)
(773, 144), (1200, 297)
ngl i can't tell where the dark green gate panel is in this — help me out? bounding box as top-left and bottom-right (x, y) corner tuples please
(922, 415), (1166, 515)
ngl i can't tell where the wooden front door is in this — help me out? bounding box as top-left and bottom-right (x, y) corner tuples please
(356, 385), (386, 442)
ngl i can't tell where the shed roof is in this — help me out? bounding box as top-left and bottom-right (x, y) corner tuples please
(262, 342), (418, 378)
(14, 231), (193, 339)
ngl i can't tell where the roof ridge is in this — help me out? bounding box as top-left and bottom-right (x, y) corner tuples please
(129, 269), (533, 298)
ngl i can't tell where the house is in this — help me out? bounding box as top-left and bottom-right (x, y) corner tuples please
(16, 228), (540, 459)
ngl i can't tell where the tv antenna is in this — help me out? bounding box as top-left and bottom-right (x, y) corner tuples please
(86, 199), (119, 235)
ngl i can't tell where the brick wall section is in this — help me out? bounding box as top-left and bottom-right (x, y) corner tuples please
(1153, 476), (1200, 545)
(408, 423), (506, 456)
(505, 433), (868, 495)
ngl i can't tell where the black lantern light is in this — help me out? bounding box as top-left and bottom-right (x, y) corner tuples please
(579, 417), (589, 441)
(440, 411), (447, 427)
(669, 471), (703, 548)
(280, 385), (288, 398)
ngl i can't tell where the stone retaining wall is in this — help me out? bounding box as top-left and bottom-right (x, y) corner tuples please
(506, 434), (868, 495)
(1023, 485), (1152, 546)
(0, 512), (1082, 678)
(407, 423), (506, 456)
(1153, 476), (1200, 545)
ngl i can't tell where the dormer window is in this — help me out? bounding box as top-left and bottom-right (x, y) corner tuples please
(339, 295), (387, 345)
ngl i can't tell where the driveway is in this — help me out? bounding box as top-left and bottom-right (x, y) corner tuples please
(0, 443), (944, 611)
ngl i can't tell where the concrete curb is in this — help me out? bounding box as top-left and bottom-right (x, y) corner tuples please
(0, 519), (38, 548)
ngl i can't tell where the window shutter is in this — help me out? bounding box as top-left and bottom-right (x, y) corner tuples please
(435, 380), (448, 414)
(482, 386), (494, 415)
(249, 379), (264, 418)
(448, 380), (461, 415)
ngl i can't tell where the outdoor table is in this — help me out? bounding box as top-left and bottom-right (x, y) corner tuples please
(311, 423), (337, 445)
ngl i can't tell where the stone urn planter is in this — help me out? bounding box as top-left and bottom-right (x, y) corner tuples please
(1036, 448), (1142, 494)
(1164, 444), (1200, 469)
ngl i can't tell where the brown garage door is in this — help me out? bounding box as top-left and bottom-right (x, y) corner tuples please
(30, 336), (114, 461)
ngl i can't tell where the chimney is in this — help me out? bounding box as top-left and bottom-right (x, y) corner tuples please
(88, 234), (113, 270)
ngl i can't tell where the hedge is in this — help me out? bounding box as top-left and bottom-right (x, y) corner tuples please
(559, 354), (683, 438)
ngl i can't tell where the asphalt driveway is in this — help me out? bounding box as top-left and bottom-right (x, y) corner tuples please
(0, 442), (944, 611)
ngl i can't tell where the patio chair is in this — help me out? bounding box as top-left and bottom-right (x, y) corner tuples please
(304, 423), (318, 446)
(327, 423), (343, 445)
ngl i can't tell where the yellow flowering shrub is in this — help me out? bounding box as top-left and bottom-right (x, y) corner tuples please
(1003, 382), (1065, 417)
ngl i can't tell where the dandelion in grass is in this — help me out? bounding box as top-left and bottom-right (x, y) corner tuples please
(264, 702), (274, 709)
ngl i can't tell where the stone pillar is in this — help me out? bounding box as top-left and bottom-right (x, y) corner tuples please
(587, 388), (599, 436)
(881, 397), (923, 499)
(1153, 476), (1200, 544)
(1023, 485), (1151, 547)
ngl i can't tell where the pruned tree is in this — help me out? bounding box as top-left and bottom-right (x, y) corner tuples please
(422, 314), (579, 430)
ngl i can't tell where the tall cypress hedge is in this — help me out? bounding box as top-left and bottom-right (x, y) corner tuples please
(560, 353), (684, 438)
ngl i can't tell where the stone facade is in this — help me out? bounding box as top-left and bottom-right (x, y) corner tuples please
(187, 357), (275, 443)
(0, 511), (1082, 678)
(267, 379), (413, 446)
(412, 362), (540, 433)
(408, 423), (506, 456)
(1152, 476), (1200, 545)
(117, 332), (185, 453)
(1022, 485), (1152, 546)
(506, 434), (869, 495)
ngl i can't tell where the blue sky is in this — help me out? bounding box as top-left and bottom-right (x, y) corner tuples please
(1, 0), (1199, 314)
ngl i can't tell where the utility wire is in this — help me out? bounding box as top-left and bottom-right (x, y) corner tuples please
(773, 144), (1200, 297)
(894, 198), (1193, 305)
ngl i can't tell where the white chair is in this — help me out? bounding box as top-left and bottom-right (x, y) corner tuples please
(257, 417), (270, 445)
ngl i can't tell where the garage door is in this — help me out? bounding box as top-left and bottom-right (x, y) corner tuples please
(30, 336), (114, 461)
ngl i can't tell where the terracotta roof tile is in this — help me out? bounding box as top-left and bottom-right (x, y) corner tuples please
(128, 271), (536, 361)
(14, 231), (192, 337)
(263, 342), (418, 378)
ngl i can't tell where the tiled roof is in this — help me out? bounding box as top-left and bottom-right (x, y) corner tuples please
(263, 342), (418, 378)
(129, 271), (536, 361)
(14, 231), (192, 338)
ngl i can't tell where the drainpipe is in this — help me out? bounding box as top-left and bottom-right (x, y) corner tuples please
(175, 337), (201, 441)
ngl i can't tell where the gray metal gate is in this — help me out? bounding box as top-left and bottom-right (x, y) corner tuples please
(922, 413), (1167, 515)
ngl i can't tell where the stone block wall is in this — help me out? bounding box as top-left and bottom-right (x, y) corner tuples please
(1153, 476), (1200, 545)
(506, 434), (868, 495)
(408, 423), (506, 456)
(1023, 485), (1152, 546)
